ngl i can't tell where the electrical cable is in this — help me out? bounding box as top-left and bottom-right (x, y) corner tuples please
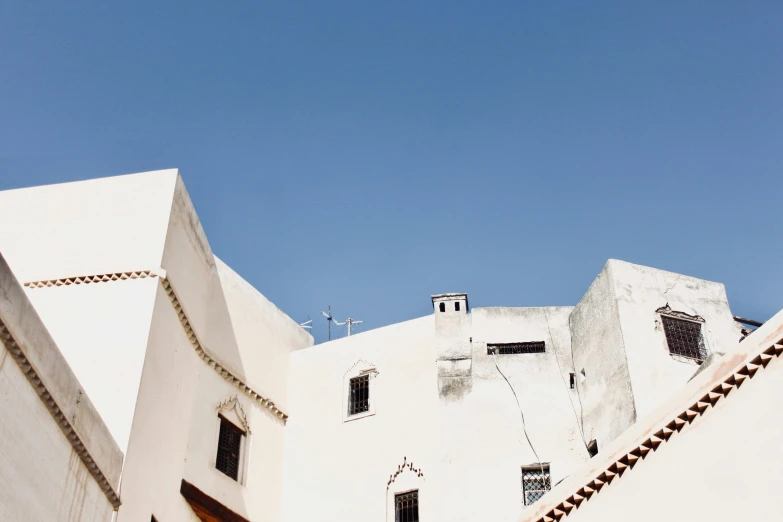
(544, 309), (590, 454)
(567, 313), (588, 446)
(491, 350), (544, 475)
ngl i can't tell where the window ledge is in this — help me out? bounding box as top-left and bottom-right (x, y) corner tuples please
(344, 410), (376, 423)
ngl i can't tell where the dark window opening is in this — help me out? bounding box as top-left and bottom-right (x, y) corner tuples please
(587, 439), (598, 457)
(216, 415), (244, 481)
(439, 302), (445, 313)
(348, 374), (370, 416)
(662, 315), (707, 363)
(151, 517), (159, 522)
(488, 342), (546, 355)
(569, 372), (575, 389)
(455, 302), (460, 311)
(395, 490), (419, 522)
(522, 465), (551, 506)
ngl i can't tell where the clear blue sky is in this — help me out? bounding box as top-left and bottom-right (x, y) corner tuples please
(1, 1), (781, 343)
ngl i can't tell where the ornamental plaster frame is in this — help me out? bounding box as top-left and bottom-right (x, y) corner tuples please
(342, 359), (379, 423)
(211, 396), (251, 486)
(385, 456), (426, 522)
(655, 305), (711, 364)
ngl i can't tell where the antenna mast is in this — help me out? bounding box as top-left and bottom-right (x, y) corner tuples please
(321, 305), (333, 341)
(333, 317), (363, 337)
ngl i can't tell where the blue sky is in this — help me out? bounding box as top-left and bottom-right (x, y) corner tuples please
(1, 1), (781, 343)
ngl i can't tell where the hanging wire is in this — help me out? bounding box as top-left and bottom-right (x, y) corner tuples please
(491, 350), (544, 475)
(544, 309), (590, 454)
(567, 313), (588, 445)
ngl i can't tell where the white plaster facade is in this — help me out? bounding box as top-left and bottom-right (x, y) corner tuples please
(0, 253), (122, 521)
(0, 170), (771, 522)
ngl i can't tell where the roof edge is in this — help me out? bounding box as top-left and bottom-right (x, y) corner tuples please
(521, 306), (783, 522)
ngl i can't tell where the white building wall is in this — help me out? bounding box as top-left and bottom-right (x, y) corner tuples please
(569, 262), (636, 450)
(116, 283), (202, 522)
(0, 171), (178, 453)
(0, 170), (176, 283)
(119, 173), (312, 522)
(23, 279), (159, 452)
(561, 320), (783, 522)
(0, 341), (116, 522)
(283, 317), (439, 522)
(437, 306), (588, 522)
(609, 260), (742, 420)
(0, 252), (122, 521)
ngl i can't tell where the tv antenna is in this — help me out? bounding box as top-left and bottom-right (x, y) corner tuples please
(321, 305), (334, 341)
(333, 317), (363, 337)
(299, 316), (312, 330)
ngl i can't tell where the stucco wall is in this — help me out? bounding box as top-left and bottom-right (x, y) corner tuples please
(283, 316), (438, 522)
(120, 174), (312, 521)
(216, 257), (313, 412)
(569, 262), (635, 450)
(609, 260), (741, 421)
(116, 283), (202, 522)
(0, 253), (121, 521)
(0, 170), (176, 283)
(437, 306), (588, 522)
(0, 171), (177, 453)
(0, 342), (116, 522)
(23, 279), (159, 451)
(561, 328), (783, 522)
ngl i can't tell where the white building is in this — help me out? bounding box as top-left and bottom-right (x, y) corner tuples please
(0, 170), (777, 522)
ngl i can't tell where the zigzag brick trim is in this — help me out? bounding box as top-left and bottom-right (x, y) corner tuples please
(24, 270), (158, 289)
(160, 278), (288, 423)
(22, 269), (288, 422)
(0, 320), (121, 509)
(530, 337), (783, 522)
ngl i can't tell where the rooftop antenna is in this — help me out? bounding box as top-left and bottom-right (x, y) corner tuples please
(333, 317), (363, 337)
(299, 316), (312, 330)
(321, 305), (334, 341)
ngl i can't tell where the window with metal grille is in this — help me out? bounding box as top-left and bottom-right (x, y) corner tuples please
(395, 490), (419, 522)
(522, 465), (551, 506)
(662, 315), (707, 363)
(216, 415), (244, 481)
(348, 374), (370, 416)
(488, 342), (546, 355)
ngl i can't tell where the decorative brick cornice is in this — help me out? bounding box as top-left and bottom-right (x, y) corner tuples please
(160, 278), (288, 423)
(24, 270), (160, 289)
(0, 320), (121, 509)
(526, 336), (783, 522)
(23, 269), (289, 423)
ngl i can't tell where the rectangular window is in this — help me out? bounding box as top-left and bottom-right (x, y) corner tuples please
(348, 374), (370, 416)
(522, 464), (551, 506)
(488, 342), (546, 355)
(662, 315), (707, 363)
(395, 490), (419, 522)
(216, 415), (244, 481)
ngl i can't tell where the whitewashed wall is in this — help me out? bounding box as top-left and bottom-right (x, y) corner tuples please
(561, 313), (783, 522)
(0, 170), (177, 452)
(0, 253), (122, 522)
(0, 342), (116, 522)
(283, 316), (439, 522)
(119, 174), (312, 522)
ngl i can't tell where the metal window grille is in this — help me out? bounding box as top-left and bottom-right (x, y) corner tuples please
(662, 315), (707, 363)
(348, 374), (370, 415)
(395, 490), (419, 522)
(488, 342), (546, 355)
(216, 415), (243, 480)
(522, 465), (551, 506)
